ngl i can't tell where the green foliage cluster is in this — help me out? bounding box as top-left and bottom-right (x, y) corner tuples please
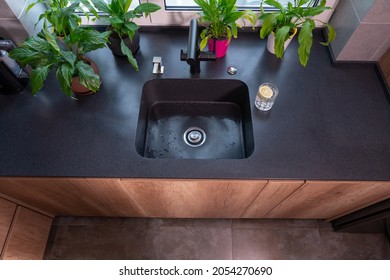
(259, 0), (336, 66)
(91, 0), (161, 70)
(194, 0), (257, 50)
(26, 0), (98, 37)
(9, 26), (110, 96)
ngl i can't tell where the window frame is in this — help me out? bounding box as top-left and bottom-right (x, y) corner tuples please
(79, 0), (337, 27)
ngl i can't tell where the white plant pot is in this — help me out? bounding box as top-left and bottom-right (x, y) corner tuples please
(266, 29), (297, 54)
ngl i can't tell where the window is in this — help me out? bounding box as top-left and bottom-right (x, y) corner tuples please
(164, 0), (319, 11)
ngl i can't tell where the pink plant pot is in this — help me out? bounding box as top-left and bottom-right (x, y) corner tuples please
(208, 38), (229, 58)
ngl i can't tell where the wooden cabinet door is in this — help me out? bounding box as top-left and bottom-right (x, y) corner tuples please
(241, 180), (305, 218)
(0, 178), (144, 216)
(120, 179), (267, 218)
(1, 206), (52, 260)
(266, 181), (390, 219)
(0, 198), (17, 255)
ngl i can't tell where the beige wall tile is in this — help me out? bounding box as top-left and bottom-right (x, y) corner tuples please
(0, 0), (15, 18)
(0, 18), (28, 45)
(338, 23), (390, 61)
(363, 0), (390, 23)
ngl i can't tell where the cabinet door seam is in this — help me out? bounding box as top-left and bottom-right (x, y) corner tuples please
(263, 180), (307, 218)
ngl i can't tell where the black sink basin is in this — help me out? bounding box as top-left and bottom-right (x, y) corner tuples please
(135, 79), (254, 159)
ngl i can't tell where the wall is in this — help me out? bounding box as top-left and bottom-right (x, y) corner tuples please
(0, 0), (28, 45)
(329, 0), (390, 61)
(0, 0), (44, 45)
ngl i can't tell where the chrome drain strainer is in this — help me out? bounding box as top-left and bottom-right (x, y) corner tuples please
(183, 127), (206, 147)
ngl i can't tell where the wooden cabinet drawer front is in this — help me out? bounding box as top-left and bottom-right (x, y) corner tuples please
(0, 198), (17, 255)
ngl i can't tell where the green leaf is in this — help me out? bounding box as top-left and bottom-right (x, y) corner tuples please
(125, 0), (133, 12)
(61, 51), (77, 66)
(133, 3), (161, 16)
(298, 19), (315, 67)
(75, 60), (101, 93)
(91, 0), (112, 14)
(124, 21), (139, 31)
(274, 26), (291, 59)
(30, 66), (50, 95)
(120, 39), (139, 71)
(42, 28), (61, 54)
(260, 13), (278, 39)
(264, 0), (285, 12)
(9, 47), (51, 68)
(320, 23), (336, 46)
(199, 32), (211, 51)
(56, 63), (74, 97)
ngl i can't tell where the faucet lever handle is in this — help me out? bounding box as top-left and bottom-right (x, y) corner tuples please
(152, 56), (164, 75)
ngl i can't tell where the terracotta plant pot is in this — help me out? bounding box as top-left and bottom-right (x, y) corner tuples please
(71, 57), (100, 95)
(208, 38), (229, 58)
(267, 28), (297, 54)
(107, 30), (140, 57)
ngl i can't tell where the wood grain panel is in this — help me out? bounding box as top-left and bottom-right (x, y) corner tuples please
(0, 177), (139, 216)
(0, 197), (16, 255)
(84, 178), (145, 216)
(379, 48), (390, 87)
(266, 181), (390, 219)
(1, 206), (52, 260)
(120, 179), (267, 218)
(241, 180), (304, 218)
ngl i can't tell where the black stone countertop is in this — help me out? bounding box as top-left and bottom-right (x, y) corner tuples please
(1, 29), (389, 180)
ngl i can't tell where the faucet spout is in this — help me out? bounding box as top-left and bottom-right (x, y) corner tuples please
(187, 18), (199, 64)
(180, 18), (216, 75)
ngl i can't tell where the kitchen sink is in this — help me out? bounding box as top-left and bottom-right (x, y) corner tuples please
(135, 79), (254, 159)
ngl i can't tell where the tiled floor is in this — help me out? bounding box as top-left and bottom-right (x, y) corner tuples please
(44, 217), (390, 260)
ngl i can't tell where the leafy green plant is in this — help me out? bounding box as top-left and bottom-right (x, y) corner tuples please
(194, 0), (257, 50)
(27, 0), (97, 37)
(91, 0), (161, 70)
(259, 0), (336, 66)
(9, 26), (110, 97)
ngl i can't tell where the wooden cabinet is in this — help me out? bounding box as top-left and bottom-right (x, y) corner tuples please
(120, 179), (268, 218)
(1, 206), (52, 260)
(241, 180), (305, 218)
(0, 197), (17, 255)
(0, 177), (144, 217)
(0, 177), (267, 218)
(266, 181), (390, 219)
(1, 177), (390, 220)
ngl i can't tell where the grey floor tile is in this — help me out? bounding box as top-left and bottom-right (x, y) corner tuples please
(45, 224), (157, 260)
(272, 228), (323, 259)
(319, 230), (388, 260)
(152, 226), (232, 260)
(232, 219), (318, 229)
(232, 228), (277, 259)
(44, 217), (390, 260)
(233, 227), (323, 260)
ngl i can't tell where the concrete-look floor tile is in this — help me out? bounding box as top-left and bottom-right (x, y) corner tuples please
(316, 220), (334, 231)
(53, 216), (148, 227)
(273, 229), (323, 260)
(147, 218), (232, 229)
(46, 225), (157, 260)
(232, 228), (277, 259)
(151, 226), (232, 260)
(232, 219), (317, 229)
(319, 231), (388, 260)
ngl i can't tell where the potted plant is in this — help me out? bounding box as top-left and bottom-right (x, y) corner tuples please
(259, 0), (336, 67)
(26, 0), (98, 37)
(91, 0), (161, 71)
(194, 0), (257, 58)
(9, 26), (110, 97)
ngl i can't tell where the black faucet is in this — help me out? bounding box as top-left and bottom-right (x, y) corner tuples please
(180, 18), (216, 75)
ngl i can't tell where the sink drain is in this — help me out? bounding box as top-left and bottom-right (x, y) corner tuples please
(184, 127), (206, 147)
